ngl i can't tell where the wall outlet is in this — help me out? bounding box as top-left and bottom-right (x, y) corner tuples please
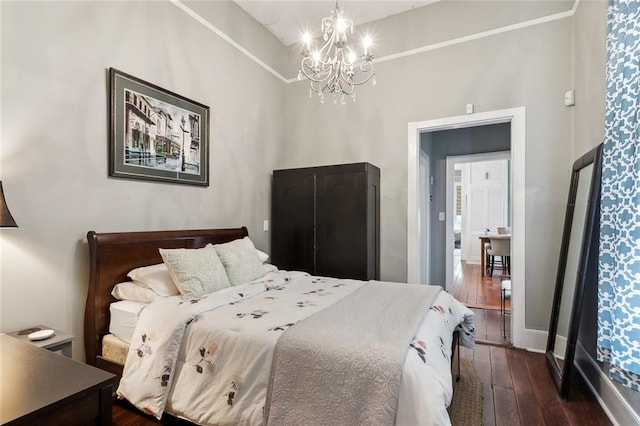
(564, 89), (575, 106)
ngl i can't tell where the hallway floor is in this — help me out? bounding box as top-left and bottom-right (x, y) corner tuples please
(453, 256), (511, 345)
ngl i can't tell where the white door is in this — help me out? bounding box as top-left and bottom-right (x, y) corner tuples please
(465, 159), (509, 264)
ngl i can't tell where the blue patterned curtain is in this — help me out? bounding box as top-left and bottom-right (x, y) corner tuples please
(598, 0), (640, 392)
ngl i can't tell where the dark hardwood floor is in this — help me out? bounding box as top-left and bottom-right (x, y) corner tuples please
(112, 260), (611, 425)
(453, 256), (511, 346)
(460, 345), (610, 425)
(452, 259), (609, 425)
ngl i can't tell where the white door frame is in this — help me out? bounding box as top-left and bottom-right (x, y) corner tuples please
(445, 151), (510, 293)
(408, 107), (527, 348)
(419, 151), (431, 284)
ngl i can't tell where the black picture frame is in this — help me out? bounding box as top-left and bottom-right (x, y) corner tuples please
(109, 68), (209, 186)
(545, 143), (602, 400)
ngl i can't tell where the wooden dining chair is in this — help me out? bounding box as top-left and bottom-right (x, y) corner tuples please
(487, 236), (511, 276)
(485, 241), (492, 275)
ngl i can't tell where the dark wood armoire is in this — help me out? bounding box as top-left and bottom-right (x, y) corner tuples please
(271, 162), (380, 280)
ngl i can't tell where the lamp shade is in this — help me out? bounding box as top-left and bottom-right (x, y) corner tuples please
(0, 181), (18, 228)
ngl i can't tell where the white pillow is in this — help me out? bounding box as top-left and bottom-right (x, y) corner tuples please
(256, 249), (269, 263)
(263, 263), (278, 273)
(127, 263), (179, 297)
(212, 237), (266, 286)
(159, 246), (230, 298)
(111, 281), (159, 303)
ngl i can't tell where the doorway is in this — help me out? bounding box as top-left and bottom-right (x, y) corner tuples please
(446, 152), (511, 294)
(407, 107), (526, 348)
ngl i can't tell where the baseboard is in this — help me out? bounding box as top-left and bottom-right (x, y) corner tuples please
(574, 342), (640, 426)
(513, 327), (547, 353)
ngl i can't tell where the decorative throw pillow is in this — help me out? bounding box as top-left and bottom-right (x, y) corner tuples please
(111, 281), (160, 304)
(159, 246), (230, 298)
(212, 237), (266, 286)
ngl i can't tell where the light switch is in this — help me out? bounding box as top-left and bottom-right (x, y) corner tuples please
(263, 220), (269, 231)
(438, 212), (445, 221)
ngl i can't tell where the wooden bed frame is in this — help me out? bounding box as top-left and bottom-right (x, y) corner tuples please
(84, 227), (249, 378)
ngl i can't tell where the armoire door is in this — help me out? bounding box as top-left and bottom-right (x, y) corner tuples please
(271, 174), (315, 274)
(315, 171), (369, 280)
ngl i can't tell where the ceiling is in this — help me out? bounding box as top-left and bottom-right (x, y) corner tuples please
(234, 1), (437, 46)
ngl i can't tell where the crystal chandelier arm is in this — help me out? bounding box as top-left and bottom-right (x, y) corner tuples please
(350, 60), (375, 86)
(316, 37), (336, 67)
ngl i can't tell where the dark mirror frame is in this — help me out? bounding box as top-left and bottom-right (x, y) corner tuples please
(546, 143), (603, 400)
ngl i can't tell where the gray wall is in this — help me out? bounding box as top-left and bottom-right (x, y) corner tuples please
(285, 1), (574, 332)
(0, 1), (286, 359)
(422, 123), (511, 286)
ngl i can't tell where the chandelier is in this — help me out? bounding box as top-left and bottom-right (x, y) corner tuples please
(297, 1), (376, 104)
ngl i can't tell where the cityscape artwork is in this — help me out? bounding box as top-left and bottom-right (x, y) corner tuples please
(109, 68), (210, 186)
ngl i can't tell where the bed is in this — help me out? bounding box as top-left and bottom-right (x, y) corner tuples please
(84, 227), (475, 425)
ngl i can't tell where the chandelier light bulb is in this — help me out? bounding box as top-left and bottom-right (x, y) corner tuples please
(363, 35), (372, 56)
(303, 32), (312, 49)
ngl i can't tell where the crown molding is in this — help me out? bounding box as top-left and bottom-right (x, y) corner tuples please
(171, 0), (580, 85)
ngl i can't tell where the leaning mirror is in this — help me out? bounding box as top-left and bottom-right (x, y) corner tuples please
(546, 143), (602, 400)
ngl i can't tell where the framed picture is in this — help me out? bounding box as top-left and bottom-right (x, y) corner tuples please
(109, 68), (209, 186)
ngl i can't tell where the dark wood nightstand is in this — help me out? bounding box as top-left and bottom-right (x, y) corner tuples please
(0, 334), (115, 425)
(7, 325), (74, 357)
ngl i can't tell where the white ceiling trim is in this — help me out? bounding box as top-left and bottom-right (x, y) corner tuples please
(375, 7), (575, 65)
(572, 0), (582, 15)
(171, 0), (579, 85)
(170, 0), (288, 83)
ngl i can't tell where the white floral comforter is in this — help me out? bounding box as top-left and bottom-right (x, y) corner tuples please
(116, 271), (475, 426)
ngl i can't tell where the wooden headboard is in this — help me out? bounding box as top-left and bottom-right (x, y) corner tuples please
(84, 227), (249, 367)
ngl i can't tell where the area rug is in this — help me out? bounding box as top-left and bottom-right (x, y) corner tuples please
(448, 359), (483, 425)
